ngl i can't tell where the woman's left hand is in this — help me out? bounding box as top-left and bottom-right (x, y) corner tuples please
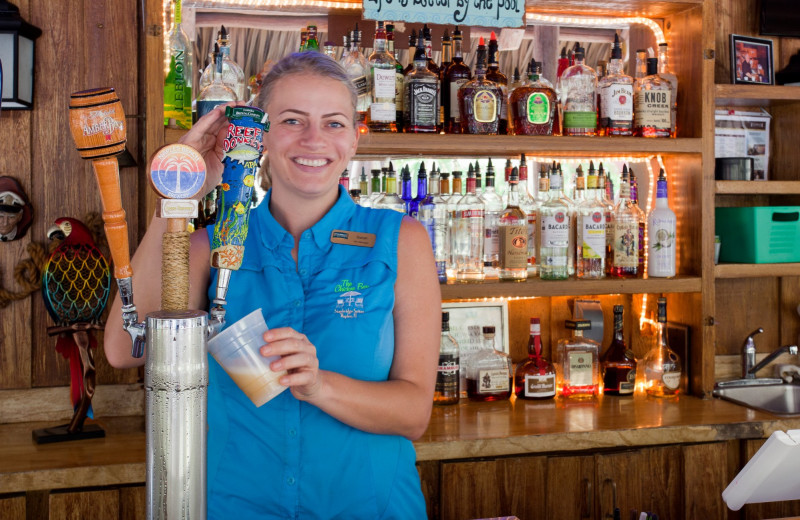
(260, 328), (323, 401)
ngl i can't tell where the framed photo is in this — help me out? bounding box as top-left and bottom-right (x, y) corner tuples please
(730, 34), (774, 85)
(441, 301), (510, 355)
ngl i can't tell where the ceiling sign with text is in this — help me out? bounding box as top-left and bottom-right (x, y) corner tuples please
(362, 0), (524, 29)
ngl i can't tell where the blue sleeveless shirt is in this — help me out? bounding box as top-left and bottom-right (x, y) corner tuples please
(205, 186), (426, 519)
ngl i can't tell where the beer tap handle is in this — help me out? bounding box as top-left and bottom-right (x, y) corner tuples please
(208, 106), (269, 336)
(68, 87), (144, 357)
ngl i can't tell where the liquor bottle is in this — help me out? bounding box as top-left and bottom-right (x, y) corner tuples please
(444, 171), (460, 280)
(303, 24), (320, 51)
(368, 169), (384, 206)
(474, 161), (483, 194)
(486, 31), (508, 134)
(466, 326), (512, 402)
(598, 33), (634, 136)
(163, 0), (193, 129)
(198, 26), (246, 102)
(404, 32), (440, 134)
(403, 30), (417, 76)
(359, 167), (369, 198)
(376, 166), (406, 213)
(458, 37), (501, 135)
(386, 23), (405, 133)
(634, 57), (672, 138)
(658, 43), (678, 137)
(443, 27), (472, 134)
(410, 163), (429, 218)
(400, 165), (414, 215)
(480, 160), (503, 276)
(367, 21), (397, 132)
(576, 164), (606, 278)
(454, 169), (485, 282)
(196, 44), (237, 120)
(342, 25), (371, 125)
(556, 46), (570, 80)
(298, 27), (308, 52)
(515, 318), (556, 400)
(601, 305), (637, 396)
(498, 168), (528, 281)
(510, 58), (557, 135)
(439, 29), (452, 129)
(424, 169), (449, 283)
(341, 33), (350, 62)
(609, 165), (644, 278)
(349, 189), (361, 204)
(597, 164), (615, 277)
(558, 43), (598, 136)
(648, 168), (677, 277)
(643, 297), (682, 397)
(324, 41), (336, 60)
(507, 65), (522, 135)
(516, 157), (537, 276)
(596, 60), (608, 80)
(422, 24), (440, 77)
(629, 167), (645, 275)
(556, 320), (600, 398)
(435, 312), (460, 405)
(538, 164), (571, 280)
(339, 169), (350, 192)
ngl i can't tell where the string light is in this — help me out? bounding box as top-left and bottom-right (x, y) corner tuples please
(525, 12), (666, 45)
(186, 0), (360, 9)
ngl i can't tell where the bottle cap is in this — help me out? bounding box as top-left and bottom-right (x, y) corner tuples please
(647, 57), (658, 75)
(565, 319), (592, 330)
(482, 325), (496, 334)
(442, 311), (449, 322)
(610, 33), (622, 60)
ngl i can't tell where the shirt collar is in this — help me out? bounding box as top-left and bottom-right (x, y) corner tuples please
(257, 185), (356, 253)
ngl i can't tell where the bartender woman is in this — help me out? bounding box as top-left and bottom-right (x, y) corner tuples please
(105, 51), (441, 518)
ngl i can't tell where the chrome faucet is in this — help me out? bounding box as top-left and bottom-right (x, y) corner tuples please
(749, 344), (798, 377)
(742, 328), (763, 379)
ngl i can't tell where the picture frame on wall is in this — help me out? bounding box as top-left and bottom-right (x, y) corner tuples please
(441, 300), (510, 356)
(730, 34), (774, 85)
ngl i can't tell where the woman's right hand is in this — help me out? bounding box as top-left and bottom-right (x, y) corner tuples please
(177, 104), (239, 195)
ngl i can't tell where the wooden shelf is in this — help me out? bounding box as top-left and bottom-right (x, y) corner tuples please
(526, 0), (703, 18)
(165, 127), (702, 156)
(440, 275), (701, 300)
(715, 180), (800, 195)
(715, 84), (800, 107)
(715, 263), (800, 278)
(356, 134), (702, 157)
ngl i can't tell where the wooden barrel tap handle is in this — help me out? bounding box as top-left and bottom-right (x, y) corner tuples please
(68, 87), (132, 279)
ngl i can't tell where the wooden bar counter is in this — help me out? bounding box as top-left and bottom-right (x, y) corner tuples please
(2, 395), (798, 495)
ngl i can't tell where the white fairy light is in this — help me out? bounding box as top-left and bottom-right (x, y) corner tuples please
(526, 12), (666, 44)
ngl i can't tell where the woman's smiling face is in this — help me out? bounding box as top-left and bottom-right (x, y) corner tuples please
(263, 73), (359, 201)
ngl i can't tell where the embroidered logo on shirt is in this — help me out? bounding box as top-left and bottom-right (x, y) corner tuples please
(333, 279), (369, 319)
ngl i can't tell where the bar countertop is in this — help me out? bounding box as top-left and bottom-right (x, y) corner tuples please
(2, 395), (800, 494)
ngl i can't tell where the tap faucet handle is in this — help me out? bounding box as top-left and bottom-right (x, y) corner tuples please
(744, 328), (764, 349)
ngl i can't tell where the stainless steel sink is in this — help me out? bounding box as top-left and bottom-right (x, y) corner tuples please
(713, 383), (800, 416)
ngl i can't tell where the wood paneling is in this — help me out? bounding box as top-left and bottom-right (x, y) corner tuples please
(0, 495), (25, 520)
(118, 485), (146, 520)
(48, 489), (119, 520)
(714, 278), (780, 356)
(417, 461), (439, 520)
(546, 455), (594, 520)
(683, 442), (727, 519)
(714, 0), (760, 84)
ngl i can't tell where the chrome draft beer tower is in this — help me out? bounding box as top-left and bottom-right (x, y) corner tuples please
(69, 89), (268, 519)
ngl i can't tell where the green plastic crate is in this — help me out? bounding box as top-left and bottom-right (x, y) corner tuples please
(715, 206), (800, 263)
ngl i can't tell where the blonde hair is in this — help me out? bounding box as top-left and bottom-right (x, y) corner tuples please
(255, 52), (358, 124)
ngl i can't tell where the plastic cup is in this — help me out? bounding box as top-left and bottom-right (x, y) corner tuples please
(207, 309), (288, 407)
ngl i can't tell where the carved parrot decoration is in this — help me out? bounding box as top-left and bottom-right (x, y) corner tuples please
(41, 217), (111, 434)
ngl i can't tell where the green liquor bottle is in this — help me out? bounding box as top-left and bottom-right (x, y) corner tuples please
(163, 0), (193, 129)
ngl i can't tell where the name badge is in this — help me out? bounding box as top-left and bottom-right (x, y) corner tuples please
(330, 229), (376, 248)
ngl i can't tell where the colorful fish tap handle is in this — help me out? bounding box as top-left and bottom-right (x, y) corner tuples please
(149, 144), (207, 312)
(68, 87), (145, 357)
(209, 106), (269, 332)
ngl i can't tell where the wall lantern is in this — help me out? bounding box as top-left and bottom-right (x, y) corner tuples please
(0, 1), (42, 110)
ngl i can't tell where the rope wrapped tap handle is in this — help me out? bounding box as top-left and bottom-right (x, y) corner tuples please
(149, 144), (207, 311)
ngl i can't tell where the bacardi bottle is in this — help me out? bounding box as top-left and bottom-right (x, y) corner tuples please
(576, 164), (606, 278)
(538, 165), (571, 279)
